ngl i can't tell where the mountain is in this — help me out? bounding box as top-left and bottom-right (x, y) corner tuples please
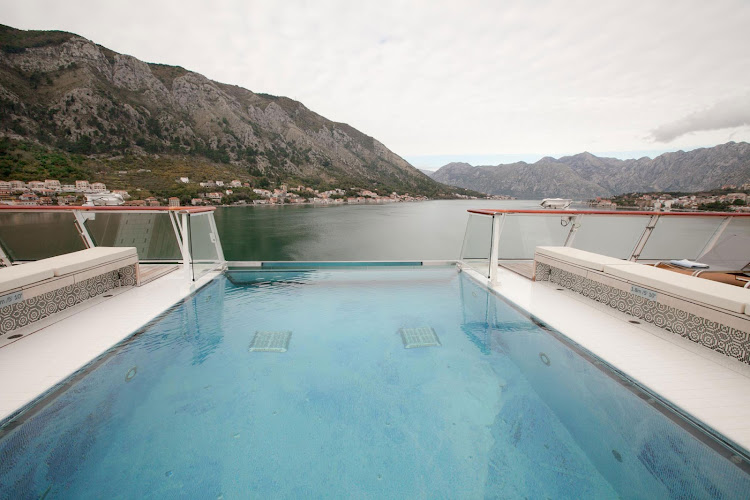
(431, 143), (750, 198)
(418, 169), (435, 177)
(0, 24), (458, 197)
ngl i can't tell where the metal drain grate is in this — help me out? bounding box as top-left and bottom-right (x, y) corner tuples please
(399, 327), (441, 349)
(249, 331), (292, 352)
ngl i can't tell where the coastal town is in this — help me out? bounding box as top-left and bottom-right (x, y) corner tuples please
(0, 176), (439, 207)
(589, 184), (750, 212)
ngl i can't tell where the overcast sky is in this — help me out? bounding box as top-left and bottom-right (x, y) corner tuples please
(4, 0), (750, 167)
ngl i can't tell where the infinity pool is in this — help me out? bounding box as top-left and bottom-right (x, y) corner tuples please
(0, 267), (748, 498)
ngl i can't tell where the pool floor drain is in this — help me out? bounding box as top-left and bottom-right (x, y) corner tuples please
(249, 331), (292, 352)
(399, 327), (441, 349)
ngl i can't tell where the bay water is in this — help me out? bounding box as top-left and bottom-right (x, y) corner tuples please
(214, 199), (541, 261)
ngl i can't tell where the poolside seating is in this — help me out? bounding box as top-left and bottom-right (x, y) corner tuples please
(653, 235), (750, 288)
(534, 246), (750, 363)
(0, 247), (139, 337)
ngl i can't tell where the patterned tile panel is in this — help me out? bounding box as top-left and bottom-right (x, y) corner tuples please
(0, 264), (136, 336)
(534, 262), (750, 364)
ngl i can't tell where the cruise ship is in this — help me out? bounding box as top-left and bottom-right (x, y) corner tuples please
(0, 204), (748, 498)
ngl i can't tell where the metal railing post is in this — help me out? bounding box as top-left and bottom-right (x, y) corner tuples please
(563, 214), (582, 247)
(489, 214), (504, 285)
(181, 212), (192, 280)
(0, 241), (11, 267)
(168, 211), (185, 256)
(72, 210), (95, 248)
(206, 212), (226, 264)
(629, 214), (660, 261)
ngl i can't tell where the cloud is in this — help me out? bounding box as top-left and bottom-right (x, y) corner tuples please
(649, 92), (750, 142)
(4, 1), (750, 155)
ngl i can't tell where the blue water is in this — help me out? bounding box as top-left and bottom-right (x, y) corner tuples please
(1, 268), (748, 499)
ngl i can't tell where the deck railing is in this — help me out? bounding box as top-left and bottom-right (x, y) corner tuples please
(0, 206), (225, 281)
(461, 209), (750, 283)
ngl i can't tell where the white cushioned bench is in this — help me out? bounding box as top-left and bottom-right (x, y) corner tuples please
(535, 246), (638, 272)
(0, 247), (139, 338)
(604, 263), (749, 315)
(46, 247), (137, 276)
(534, 246), (750, 364)
(0, 265), (54, 295)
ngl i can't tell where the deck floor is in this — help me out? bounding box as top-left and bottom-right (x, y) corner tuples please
(499, 261), (534, 279)
(139, 263), (179, 285)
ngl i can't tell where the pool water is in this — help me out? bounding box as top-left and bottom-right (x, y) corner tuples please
(0, 268), (748, 499)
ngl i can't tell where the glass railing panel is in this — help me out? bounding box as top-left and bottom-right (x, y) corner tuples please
(84, 213), (181, 261)
(189, 213), (222, 280)
(639, 217), (725, 261)
(571, 215), (651, 260)
(698, 216), (750, 270)
(0, 212), (86, 261)
(460, 213), (493, 277)
(714, 217), (750, 246)
(496, 214), (570, 260)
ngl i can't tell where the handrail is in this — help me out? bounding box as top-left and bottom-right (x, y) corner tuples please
(0, 204), (225, 280)
(462, 208), (750, 284)
(468, 209), (750, 217)
(0, 205), (215, 213)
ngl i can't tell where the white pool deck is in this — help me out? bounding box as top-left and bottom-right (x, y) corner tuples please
(1, 265), (750, 456)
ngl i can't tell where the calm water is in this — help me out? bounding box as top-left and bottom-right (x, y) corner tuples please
(1, 268), (747, 498)
(213, 200), (541, 261)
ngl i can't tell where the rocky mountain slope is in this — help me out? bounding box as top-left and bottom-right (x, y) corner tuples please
(0, 24), (457, 197)
(432, 142), (750, 198)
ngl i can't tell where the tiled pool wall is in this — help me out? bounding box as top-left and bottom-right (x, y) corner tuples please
(0, 264), (137, 336)
(535, 262), (750, 364)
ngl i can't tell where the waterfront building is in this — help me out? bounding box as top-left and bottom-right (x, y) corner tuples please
(18, 192), (38, 205)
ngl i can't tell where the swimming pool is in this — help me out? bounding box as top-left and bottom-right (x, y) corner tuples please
(0, 267), (748, 498)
